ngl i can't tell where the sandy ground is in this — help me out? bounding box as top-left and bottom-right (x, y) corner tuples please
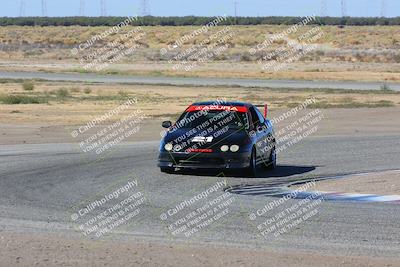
(292, 170), (400, 196)
(0, 231), (398, 267)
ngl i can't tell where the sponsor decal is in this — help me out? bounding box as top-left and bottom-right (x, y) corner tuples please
(186, 148), (213, 153)
(192, 136), (214, 143)
(186, 105), (248, 113)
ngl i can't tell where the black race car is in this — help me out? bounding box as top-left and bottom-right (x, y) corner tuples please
(157, 101), (276, 176)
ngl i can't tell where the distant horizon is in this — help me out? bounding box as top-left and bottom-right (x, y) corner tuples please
(2, 0), (400, 18)
(2, 15), (400, 19)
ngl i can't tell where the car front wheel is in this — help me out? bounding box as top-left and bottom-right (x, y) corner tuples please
(266, 146), (276, 170)
(160, 167), (174, 174)
(245, 148), (257, 177)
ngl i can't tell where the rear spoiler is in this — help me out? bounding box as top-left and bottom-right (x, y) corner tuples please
(255, 104), (268, 118)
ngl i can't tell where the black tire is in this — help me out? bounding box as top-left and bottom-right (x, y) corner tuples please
(266, 146), (277, 170)
(160, 167), (174, 174)
(245, 148), (257, 177)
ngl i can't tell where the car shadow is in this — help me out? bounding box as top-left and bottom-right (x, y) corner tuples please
(254, 165), (317, 178)
(172, 165), (316, 179)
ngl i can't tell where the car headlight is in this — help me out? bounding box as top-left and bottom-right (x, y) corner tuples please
(220, 145), (229, 152)
(230, 145), (239, 152)
(164, 143), (173, 151)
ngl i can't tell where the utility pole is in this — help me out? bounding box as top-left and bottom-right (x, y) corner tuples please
(234, 1), (238, 25)
(41, 0), (47, 16)
(19, 0), (26, 17)
(79, 0), (85, 16)
(100, 0), (107, 16)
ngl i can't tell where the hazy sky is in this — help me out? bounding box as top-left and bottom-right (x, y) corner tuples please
(2, 0), (399, 17)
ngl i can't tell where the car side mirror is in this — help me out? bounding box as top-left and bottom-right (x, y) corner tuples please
(162, 121), (172, 128)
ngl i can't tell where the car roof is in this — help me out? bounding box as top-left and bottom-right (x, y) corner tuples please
(191, 101), (253, 107)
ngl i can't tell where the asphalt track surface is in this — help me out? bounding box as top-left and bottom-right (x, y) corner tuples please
(1, 71), (400, 91)
(1, 134), (400, 257)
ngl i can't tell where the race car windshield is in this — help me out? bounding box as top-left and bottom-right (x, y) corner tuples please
(176, 110), (250, 130)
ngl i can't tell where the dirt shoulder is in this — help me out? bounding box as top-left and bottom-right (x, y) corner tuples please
(292, 170), (400, 195)
(1, 107), (400, 145)
(0, 231), (398, 267)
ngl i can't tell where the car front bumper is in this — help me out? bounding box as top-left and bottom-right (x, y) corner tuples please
(158, 151), (251, 169)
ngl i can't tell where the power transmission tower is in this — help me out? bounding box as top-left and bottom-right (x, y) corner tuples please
(140, 0), (151, 16)
(41, 0), (47, 16)
(19, 0), (26, 17)
(234, 1), (238, 17)
(100, 0), (107, 16)
(341, 0), (347, 17)
(320, 0), (327, 16)
(381, 0), (387, 17)
(79, 0), (85, 16)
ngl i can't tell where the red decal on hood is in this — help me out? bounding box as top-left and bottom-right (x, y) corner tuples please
(186, 105), (248, 113)
(186, 148), (213, 153)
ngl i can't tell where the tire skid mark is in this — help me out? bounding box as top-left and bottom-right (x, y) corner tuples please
(225, 169), (400, 204)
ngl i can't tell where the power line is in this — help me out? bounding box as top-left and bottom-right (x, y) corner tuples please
(140, 0), (151, 16)
(100, 0), (107, 16)
(19, 0), (26, 17)
(79, 0), (85, 16)
(41, 0), (47, 16)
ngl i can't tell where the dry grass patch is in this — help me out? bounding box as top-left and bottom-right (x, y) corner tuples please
(1, 81), (400, 125)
